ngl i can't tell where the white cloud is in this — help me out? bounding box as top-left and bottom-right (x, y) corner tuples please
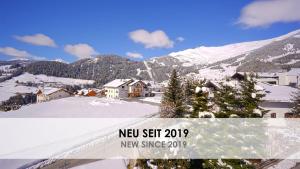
(126, 52), (143, 59)
(176, 37), (185, 42)
(64, 43), (97, 59)
(238, 0), (300, 28)
(129, 29), (174, 48)
(14, 33), (57, 47)
(0, 47), (32, 58)
(0, 46), (45, 60)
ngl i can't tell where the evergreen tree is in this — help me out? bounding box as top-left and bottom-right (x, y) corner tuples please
(160, 69), (186, 118)
(239, 73), (267, 118)
(135, 73), (265, 169)
(183, 78), (194, 106)
(139, 70), (191, 169)
(191, 80), (212, 118)
(214, 81), (241, 118)
(290, 90), (300, 116)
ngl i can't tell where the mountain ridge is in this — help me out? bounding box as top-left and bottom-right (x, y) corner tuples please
(167, 29), (300, 66)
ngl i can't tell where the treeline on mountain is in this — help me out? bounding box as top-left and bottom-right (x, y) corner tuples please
(0, 68), (23, 83)
(24, 55), (150, 86)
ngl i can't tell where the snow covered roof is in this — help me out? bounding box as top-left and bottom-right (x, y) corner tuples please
(103, 79), (133, 88)
(77, 89), (89, 95)
(259, 82), (299, 102)
(128, 80), (146, 86)
(38, 88), (68, 95)
(287, 68), (300, 76)
(236, 72), (279, 78)
(77, 89), (101, 95)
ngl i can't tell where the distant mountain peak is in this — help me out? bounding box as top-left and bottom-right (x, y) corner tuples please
(168, 29), (300, 66)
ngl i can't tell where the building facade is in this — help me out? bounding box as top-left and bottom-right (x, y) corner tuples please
(104, 79), (133, 99)
(37, 88), (72, 102)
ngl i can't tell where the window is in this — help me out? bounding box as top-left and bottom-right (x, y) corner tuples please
(271, 113), (276, 118)
(284, 112), (294, 118)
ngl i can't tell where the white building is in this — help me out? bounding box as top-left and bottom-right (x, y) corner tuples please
(128, 80), (150, 97)
(278, 68), (300, 87)
(230, 72), (300, 118)
(37, 88), (72, 103)
(104, 79), (153, 99)
(104, 79), (133, 99)
(232, 69), (300, 88)
(258, 82), (298, 118)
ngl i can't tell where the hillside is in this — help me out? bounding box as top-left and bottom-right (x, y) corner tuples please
(25, 55), (151, 85)
(0, 73), (95, 102)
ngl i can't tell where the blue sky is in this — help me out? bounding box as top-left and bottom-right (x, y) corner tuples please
(0, 0), (300, 62)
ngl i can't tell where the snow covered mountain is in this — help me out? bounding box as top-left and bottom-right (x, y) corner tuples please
(144, 29), (300, 81)
(168, 29), (300, 66)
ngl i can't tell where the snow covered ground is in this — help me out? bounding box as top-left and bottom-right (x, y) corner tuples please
(0, 76), (37, 102)
(0, 97), (158, 168)
(0, 97), (159, 117)
(71, 160), (127, 169)
(140, 95), (162, 104)
(0, 73), (95, 102)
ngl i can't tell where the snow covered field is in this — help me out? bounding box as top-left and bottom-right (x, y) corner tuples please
(0, 77), (37, 102)
(0, 97), (159, 117)
(0, 73), (95, 102)
(14, 73), (94, 85)
(140, 95), (162, 104)
(0, 97), (158, 168)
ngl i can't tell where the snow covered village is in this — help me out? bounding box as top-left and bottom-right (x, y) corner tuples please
(1, 30), (300, 168)
(1, 0), (300, 168)
(1, 64), (300, 119)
